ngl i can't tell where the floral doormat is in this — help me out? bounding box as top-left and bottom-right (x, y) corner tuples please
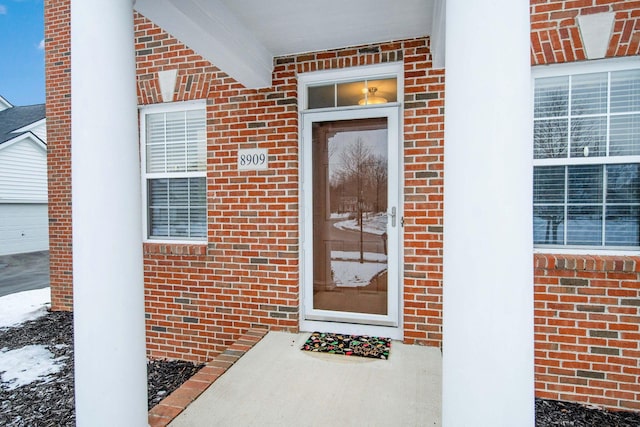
(300, 332), (391, 360)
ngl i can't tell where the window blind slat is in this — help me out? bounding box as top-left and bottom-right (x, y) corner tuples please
(534, 76), (569, 118)
(566, 205), (602, 245)
(570, 117), (606, 158)
(607, 164), (640, 204)
(533, 205), (565, 245)
(571, 72), (607, 116)
(567, 165), (603, 204)
(605, 206), (640, 246)
(610, 114), (640, 156)
(534, 166), (565, 203)
(148, 179), (168, 206)
(611, 69), (640, 113)
(534, 119), (568, 159)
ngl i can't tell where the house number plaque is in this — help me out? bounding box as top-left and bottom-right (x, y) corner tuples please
(237, 148), (268, 171)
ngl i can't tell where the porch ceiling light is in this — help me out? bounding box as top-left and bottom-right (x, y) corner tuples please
(358, 87), (387, 105)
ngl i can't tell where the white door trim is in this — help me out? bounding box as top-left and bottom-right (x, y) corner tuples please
(299, 105), (403, 339)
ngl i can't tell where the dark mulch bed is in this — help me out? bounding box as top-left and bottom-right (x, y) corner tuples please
(2, 311), (639, 426)
(147, 359), (202, 409)
(0, 311), (202, 427)
(536, 398), (640, 427)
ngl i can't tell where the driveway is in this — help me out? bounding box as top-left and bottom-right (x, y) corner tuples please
(0, 251), (50, 297)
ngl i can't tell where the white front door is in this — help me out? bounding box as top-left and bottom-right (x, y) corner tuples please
(301, 106), (401, 338)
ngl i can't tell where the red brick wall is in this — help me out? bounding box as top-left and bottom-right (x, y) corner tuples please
(530, 0), (640, 64)
(530, 0), (640, 412)
(44, 1), (443, 357)
(44, 0), (73, 311)
(403, 44), (444, 346)
(45, 0), (639, 411)
(135, 10), (300, 359)
(534, 254), (640, 411)
(133, 12), (442, 360)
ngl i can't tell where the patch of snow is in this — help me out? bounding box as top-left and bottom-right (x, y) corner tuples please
(0, 345), (66, 391)
(331, 260), (387, 288)
(329, 212), (352, 220)
(0, 287), (51, 328)
(333, 212), (388, 236)
(331, 250), (387, 263)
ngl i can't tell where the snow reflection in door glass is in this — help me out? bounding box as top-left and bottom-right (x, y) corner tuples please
(312, 118), (389, 315)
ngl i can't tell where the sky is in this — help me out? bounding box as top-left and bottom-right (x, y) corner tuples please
(0, 0), (45, 106)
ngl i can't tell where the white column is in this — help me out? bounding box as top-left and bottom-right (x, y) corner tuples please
(71, 1), (147, 426)
(442, 1), (534, 426)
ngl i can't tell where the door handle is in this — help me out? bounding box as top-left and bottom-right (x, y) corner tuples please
(389, 207), (396, 227)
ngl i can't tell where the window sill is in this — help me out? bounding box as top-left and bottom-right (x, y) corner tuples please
(534, 247), (640, 257)
(143, 241), (208, 256)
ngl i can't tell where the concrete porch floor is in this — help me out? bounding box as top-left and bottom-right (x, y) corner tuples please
(167, 331), (442, 426)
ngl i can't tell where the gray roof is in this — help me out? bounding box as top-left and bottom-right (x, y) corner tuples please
(0, 103), (46, 145)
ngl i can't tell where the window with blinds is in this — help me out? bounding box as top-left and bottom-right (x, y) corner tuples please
(533, 65), (640, 249)
(141, 104), (207, 241)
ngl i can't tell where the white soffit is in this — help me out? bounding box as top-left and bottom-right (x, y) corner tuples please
(577, 12), (615, 60)
(222, 0), (433, 57)
(135, 0), (274, 89)
(135, 0), (435, 89)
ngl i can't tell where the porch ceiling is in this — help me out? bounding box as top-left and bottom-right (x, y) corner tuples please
(134, 0), (443, 89)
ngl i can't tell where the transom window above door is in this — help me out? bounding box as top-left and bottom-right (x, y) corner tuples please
(307, 77), (398, 109)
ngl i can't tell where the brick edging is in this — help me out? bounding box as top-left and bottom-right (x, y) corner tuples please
(148, 328), (269, 427)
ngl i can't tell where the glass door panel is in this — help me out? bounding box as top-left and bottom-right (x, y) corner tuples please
(312, 118), (389, 316)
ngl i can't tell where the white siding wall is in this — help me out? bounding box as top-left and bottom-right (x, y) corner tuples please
(0, 204), (49, 255)
(0, 137), (49, 255)
(0, 138), (48, 202)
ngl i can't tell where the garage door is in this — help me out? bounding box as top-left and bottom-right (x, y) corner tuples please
(0, 203), (49, 255)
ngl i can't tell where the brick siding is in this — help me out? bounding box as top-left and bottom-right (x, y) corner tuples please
(530, 0), (640, 64)
(534, 254), (640, 411)
(133, 10), (443, 359)
(44, 0), (73, 311)
(530, 0), (640, 411)
(45, 0), (638, 412)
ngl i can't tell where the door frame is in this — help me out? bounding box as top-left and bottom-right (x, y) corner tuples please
(298, 65), (404, 338)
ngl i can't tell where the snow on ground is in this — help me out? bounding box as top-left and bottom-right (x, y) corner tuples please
(331, 250), (387, 263)
(0, 287), (62, 391)
(329, 212), (351, 220)
(333, 212), (388, 235)
(0, 287), (51, 328)
(331, 260), (387, 287)
(0, 345), (66, 391)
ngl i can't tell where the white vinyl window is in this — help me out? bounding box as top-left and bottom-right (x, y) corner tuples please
(140, 102), (207, 241)
(533, 60), (640, 250)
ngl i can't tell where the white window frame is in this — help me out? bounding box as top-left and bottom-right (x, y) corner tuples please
(299, 62), (404, 112)
(139, 100), (207, 244)
(532, 57), (640, 255)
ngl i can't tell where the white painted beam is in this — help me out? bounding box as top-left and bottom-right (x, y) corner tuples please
(135, 0), (273, 89)
(71, 0), (148, 425)
(442, 0), (534, 426)
(430, 0), (446, 69)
